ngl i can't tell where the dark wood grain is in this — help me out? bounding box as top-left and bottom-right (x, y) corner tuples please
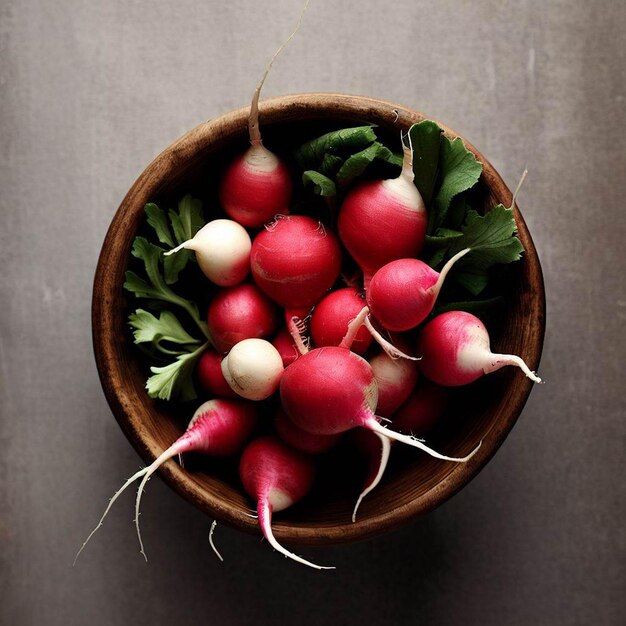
(92, 94), (545, 545)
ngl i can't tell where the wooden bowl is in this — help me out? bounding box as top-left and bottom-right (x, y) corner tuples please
(93, 94), (545, 545)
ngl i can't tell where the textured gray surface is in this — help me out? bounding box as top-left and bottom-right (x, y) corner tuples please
(1, 0), (625, 624)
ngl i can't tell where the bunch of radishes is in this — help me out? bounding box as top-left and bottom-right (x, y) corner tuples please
(78, 4), (541, 570)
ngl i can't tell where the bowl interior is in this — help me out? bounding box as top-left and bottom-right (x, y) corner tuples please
(93, 94), (545, 545)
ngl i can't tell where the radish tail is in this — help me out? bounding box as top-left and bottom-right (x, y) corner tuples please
(352, 432), (391, 523)
(364, 316), (420, 361)
(134, 443), (186, 561)
(429, 248), (471, 297)
(73, 466), (149, 566)
(163, 240), (193, 256)
(485, 353), (542, 383)
(258, 500), (335, 570)
(509, 169), (528, 210)
(209, 520), (224, 562)
(339, 306), (369, 350)
(367, 418), (482, 462)
(248, 0), (310, 146)
(287, 314), (310, 355)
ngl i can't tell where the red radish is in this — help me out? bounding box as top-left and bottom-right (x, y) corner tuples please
(393, 381), (448, 436)
(310, 288), (372, 354)
(221, 338), (284, 400)
(196, 349), (238, 398)
(350, 429), (391, 522)
(218, 1), (310, 227)
(366, 248), (470, 331)
(207, 283), (277, 353)
(369, 350), (419, 417)
(338, 136), (427, 289)
(417, 311), (542, 386)
(274, 406), (341, 455)
(251, 215), (342, 352)
(164, 219), (251, 286)
(271, 328), (300, 367)
(75, 399), (258, 564)
(239, 436), (334, 569)
(280, 346), (480, 461)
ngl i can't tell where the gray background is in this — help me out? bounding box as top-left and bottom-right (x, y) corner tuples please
(1, 0), (624, 624)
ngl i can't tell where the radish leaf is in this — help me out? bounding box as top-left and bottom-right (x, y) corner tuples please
(408, 120), (442, 206)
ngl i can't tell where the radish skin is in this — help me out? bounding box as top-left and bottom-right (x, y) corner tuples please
(221, 338), (284, 400)
(271, 328), (300, 367)
(338, 137), (427, 289)
(239, 436), (334, 569)
(367, 248), (470, 331)
(393, 382), (448, 436)
(280, 347), (480, 461)
(164, 219), (251, 286)
(417, 311), (542, 386)
(274, 407), (341, 455)
(310, 288), (372, 354)
(75, 400), (257, 564)
(196, 349), (238, 398)
(369, 350), (419, 417)
(251, 216), (342, 350)
(207, 283), (277, 353)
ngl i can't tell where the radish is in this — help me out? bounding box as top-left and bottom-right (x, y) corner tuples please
(338, 135), (427, 289)
(207, 283), (277, 353)
(221, 338), (284, 400)
(75, 399), (258, 564)
(369, 350), (419, 417)
(417, 311), (542, 386)
(271, 328), (300, 367)
(251, 215), (342, 353)
(393, 381), (448, 436)
(310, 288), (372, 354)
(366, 248), (470, 331)
(218, 1), (310, 227)
(196, 349), (238, 398)
(280, 346), (480, 462)
(239, 436), (334, 569)
(164, 219), (251, 287)
(274, 406), (341, 455)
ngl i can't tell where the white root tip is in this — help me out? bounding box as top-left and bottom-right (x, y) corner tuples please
(72, 466), (150, 566)
(209, 520), (224, 562)
(486, 353), (543, 384)
(509, 169), (529, 210)
(352, 432), (391, 523)
(164, 240), (192, 256)
(259, 502), (334, 570)
(287, 315), (310, 356)
(368, 419), (482, 462)
(364, 317), (420, 361)
(134, 446), (181, 561)
(430, 248), (471, 297)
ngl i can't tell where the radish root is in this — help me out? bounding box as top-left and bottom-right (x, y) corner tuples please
(367, 418), (482, 462)
(73, 466), (149, 566)
(209, 520), (224, 562)
(258, 500), (334, 570)
(352, 432), (391, 523)
(484, 353), (543, 383)
(248, 0), (310, 146)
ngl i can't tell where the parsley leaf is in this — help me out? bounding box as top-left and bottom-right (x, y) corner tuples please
(129, 309), (200, 354)
(145, 203), (175, 247)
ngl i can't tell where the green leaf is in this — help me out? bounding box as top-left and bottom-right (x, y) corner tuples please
(319, 154), (344, 177)
(408, 120), (442, 206)
(427, 247), (448, 268)
(430, 136), (483, 232)
(295, 126), (377, 168)
(425, 228), (463, 248)
(129, 309), (200, 353)
(145, 342), (208, 401)
(445, 195), (469, 230)
(302, 171), (337, 197)
(449, 204), (525, 295)
(145, 203), (175, 247)
(335, 142), (395, 189)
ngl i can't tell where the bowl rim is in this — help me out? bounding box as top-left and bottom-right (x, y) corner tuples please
(92, 93), (546, 545)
